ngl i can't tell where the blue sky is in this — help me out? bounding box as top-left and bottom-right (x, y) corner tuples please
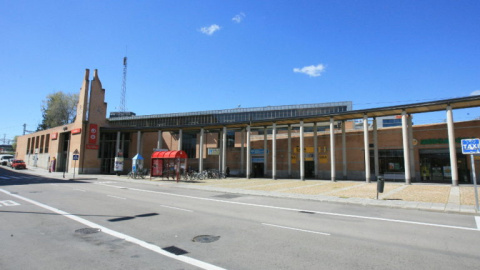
(1, 0), (479, 143)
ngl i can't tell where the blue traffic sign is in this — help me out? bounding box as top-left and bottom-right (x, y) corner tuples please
(461, 139), (480, 154)
(73, 154), (79, 160)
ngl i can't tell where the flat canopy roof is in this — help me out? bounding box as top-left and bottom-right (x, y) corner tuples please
(103, 95), (480, 132)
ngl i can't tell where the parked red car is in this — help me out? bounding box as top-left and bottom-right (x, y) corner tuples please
(11, 159), (26, 170)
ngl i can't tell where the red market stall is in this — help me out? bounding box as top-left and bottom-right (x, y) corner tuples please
(151, 150), (188, 182)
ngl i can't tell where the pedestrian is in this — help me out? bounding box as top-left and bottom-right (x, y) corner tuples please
(50, 157), (56, 173)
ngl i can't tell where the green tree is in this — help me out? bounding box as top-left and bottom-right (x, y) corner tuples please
(12, 136), (18, 152)
(37, 92), (79, 131)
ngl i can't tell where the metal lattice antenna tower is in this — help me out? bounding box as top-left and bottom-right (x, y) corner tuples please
(120, 56), (128, 112)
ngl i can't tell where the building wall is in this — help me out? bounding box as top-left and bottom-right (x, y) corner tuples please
(15, 69), (107, 174)
(124, 120), (480, 183)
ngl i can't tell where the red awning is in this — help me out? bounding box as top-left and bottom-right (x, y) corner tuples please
(151, 150), (188, 159)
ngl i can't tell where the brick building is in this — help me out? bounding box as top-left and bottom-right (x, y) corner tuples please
(15, 69), (480, 185)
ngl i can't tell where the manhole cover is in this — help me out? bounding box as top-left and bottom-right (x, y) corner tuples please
(192, 235), (220, 243)
(75, 228), (101, 234)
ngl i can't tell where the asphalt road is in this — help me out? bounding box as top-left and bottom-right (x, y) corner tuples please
(1, 167), (480, 270)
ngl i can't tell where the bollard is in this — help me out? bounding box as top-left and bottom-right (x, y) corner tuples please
(376, 176), (384, 199)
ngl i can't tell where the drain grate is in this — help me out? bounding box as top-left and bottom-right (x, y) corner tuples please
(162, 246), (188, 255)
(75, 228), (101, 234)
(299, 211), (315, 214)
(192, 235), (220, 243)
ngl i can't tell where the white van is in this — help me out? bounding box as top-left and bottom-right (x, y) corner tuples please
(0, 154), (14, 166)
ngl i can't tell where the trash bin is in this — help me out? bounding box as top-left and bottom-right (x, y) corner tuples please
(377, 176), (385, 193)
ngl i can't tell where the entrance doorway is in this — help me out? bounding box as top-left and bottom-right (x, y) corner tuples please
(305, 161), (314, 178)
(58, 132), (70, 172)
(253, 163), (264, 178)
(419, 149), (469, 183)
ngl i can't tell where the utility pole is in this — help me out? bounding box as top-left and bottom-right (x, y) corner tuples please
(23, 123), (34, 135)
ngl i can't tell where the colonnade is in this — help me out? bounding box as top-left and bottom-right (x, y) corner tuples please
(124, 106), (460, 186)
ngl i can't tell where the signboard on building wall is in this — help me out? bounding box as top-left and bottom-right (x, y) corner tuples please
(208, 148), (220, 155)
(72, 128), (82, 135)
(51, 132), (58, 140)
(88, 124), (98, 144)
(86, 144), (99, 150)
(251, 149), (269, 155)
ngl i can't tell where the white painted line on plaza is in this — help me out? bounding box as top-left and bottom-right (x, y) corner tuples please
(475, 216), (480, 230)
(160, 205), (193, 212)
(107, 195), (126, 200)
(0, 188), (226, 270)
(262, 223), (330, 236)
(96, 183), (480, 232)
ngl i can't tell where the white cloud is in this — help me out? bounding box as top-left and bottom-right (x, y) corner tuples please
(293, 64), (326, 77)
(200, 24), (221, 35)
(470, 90), (480, 96)
(232, 12), (246, 23)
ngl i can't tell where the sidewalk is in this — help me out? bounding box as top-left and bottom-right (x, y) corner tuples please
(20, 167), (480, 215)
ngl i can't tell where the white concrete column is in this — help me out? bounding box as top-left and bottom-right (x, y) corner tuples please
(313, 123), (318, 179)
(300, 121), (305, 181)
(408, 115), (416, 181)
(116, 131), (121, 156)
(330, 118), (336, 182)
(246, 125), (251, 179)
(199, 128), (204, 172)
(157, 130), (163, 149)
(363, 115), (371, 183)
(241, 128), (245, 176)
(272, 123), (277, 180)
(342, 120), (347, 180)
(447, 105), (459, 186)
(288, 125), (292, 178)
(373, 118), (379, 180)
(178, 129), (183, 151)
(222, 126), (227, 173)
(402, 111), (411, 185)
(264, 127), (268, 177)
(136, 131), (142, 154)
(218, 129), (222, 171)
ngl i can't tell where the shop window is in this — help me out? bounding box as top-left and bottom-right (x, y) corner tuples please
(26, 138), (31, 154)
(370, 149), (405, 174)
(45, 134), (50, 153)
(40, 135), (45, 153)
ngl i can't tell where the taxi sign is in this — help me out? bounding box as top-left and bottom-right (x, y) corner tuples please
(461, 139), (480, 154)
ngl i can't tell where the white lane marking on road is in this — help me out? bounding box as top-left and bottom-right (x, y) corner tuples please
(0, 200), (20, 206)
(160, 205), (193, 212)
(262, 223), (330, 236)
(96, 183), (480, 232)
(476, 216), (480, 230)
(107, 195), (126, 200)
(73, 189), (86, 192)
(0, 188), (226, 270)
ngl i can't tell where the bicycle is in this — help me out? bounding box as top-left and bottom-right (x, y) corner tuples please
(127, 168), (149, 179)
